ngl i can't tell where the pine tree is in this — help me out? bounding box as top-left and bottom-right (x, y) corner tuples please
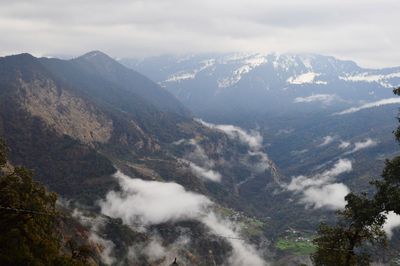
(0, 140), (82, 265)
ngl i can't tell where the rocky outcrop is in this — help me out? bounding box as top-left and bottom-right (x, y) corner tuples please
(17, 78), (113, 144)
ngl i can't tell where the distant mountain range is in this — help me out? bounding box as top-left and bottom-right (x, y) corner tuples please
(1, 50), (399, 264)
(120, 53), (400, 116)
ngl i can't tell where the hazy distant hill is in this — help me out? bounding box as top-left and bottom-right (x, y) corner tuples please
(121, 53), (400, 116)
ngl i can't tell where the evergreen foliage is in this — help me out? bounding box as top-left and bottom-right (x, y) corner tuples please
(312, 88), (400, 265)
(0, 140), (84, 265)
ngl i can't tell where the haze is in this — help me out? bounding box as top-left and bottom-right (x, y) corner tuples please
(0, 0), (398, 68)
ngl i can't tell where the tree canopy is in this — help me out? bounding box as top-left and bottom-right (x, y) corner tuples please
(0, 140), (84, 265)
(313, 87), (400, 266)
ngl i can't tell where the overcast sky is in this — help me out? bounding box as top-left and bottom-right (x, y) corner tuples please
(0, 0), (398, 67)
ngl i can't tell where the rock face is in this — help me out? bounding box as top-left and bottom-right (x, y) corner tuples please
(17, 77), (113, 144)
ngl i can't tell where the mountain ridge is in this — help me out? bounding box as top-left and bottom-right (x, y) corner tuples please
(120, 53), (400, 117)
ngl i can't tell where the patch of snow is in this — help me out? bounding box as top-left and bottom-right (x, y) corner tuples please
(217, 54), (267, 88)
(165, 72), (196, 82)
(287, 72), (326, 85)
(164, 59), (215, 83)
(339, 72), (400, 88)
(301, 56), (313, 70)
(272, 54), (297, 71)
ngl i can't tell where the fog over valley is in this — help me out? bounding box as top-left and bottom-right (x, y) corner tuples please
(0, 0), (400, 265)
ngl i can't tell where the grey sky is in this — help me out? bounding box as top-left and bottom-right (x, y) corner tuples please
(0, 0), (398, 67)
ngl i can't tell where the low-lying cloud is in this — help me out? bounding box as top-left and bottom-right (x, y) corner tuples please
(196, 118), (263, 151)
(100, 171), (267, 265)
(294, 94), (337, 104)
(203, 213), (266, 266)
(72, 210), (116, 264)
(100, 171), (211, 225)
(339, 141), (351, 149)
(383, 211), (400, 239)
(175, 138), (223, 182)
(318, 135), (336, 147)
(187, 161), (222, 182)
(286, 159), (352, 209)
(127, 235), (190, 265)
(334, 98), (400, 115)
(351, 138), (378, 153)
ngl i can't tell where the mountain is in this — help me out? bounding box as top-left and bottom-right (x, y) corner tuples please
(122, 52), (400, 263)
(120, 53), (400, 116)
(121, 52), (400, 190)
(0, 51), (296, 265)
(1, 51), (398, 264)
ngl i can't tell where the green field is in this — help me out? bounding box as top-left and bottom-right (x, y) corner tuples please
(276, 239), (316, 255)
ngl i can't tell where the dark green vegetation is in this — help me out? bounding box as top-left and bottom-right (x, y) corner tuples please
(312, 88), (400, 265)
(0, 140), (95, 265)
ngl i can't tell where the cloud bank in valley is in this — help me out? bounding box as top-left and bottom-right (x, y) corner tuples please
(100, 171), (267, 265)
(340, 138), (378, 154)
(294, 94), (338, 105)
(318, 135), (336, 147)
(334, 98), (400, 115)
(339, 141), (351, 149)
(351, 138), (378, 153)
(100, 171), (211, 225)
(72, 210), (116, 264)
(187, 161), (222, 182)
(174, 138), (223, 182)
(196, 119), (263, 151)
(286, 159), (352, 209)
(197, 119), (280, 183)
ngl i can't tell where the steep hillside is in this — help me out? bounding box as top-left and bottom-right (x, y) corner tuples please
(0, 52), (296, 264)
(3, 51), (395, 264)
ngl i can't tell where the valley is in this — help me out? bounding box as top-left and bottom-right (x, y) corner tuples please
(1, 51), (400, 265)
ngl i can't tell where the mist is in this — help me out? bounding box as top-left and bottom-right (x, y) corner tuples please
(286, 159), (352, 209)
(99, 171), (268, 265)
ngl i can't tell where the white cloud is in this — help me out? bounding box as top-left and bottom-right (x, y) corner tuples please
(286, 159), (352, 209)
(99, 170), (267, 265)
(291, 149), (308, 156)
(334, 98), (400, 115)
(196, 118), (263, 151)
(187, 139), (215, 168)
(72, 210), (116, 264)
(175, 138), (223, 182)
(196, 118), (275, 179)
(248, 151), (271, 173)
(301, 183), (350, 209)
(89, 233), (116, 265)
(339, 141), (351, 149)
(188, 161), (222, 182)
(383, 211), (400, 239)
(99, 171), (212, 225)
(202, 213), (266, 266)
(351, 138), (378, 153)
(294, 94), (337, 104)
(319, 135), (335, 147)
(127, 235), (191, 265)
